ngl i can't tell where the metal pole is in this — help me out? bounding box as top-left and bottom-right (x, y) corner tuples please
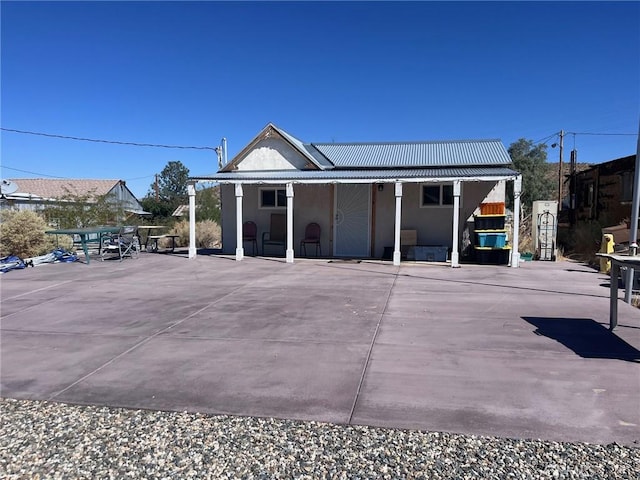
(557, 130), (564, 211)
(623, 118), (640, 303)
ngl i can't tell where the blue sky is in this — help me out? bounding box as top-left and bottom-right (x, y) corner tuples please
(2, 1), (638, 198)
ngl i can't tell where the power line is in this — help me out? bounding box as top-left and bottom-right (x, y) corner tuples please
(0, 165), (65, 178)
(1, 127), (218, 151)
(566, 131), (637, 136)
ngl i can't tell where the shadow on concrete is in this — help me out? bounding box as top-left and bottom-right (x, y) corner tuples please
(522, 316), (640, 362)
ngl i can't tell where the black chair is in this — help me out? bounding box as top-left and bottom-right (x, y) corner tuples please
(243, 221), (258, 255)
(300, 222), (322, 256)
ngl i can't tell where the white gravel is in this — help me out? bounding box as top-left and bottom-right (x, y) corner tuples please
(1, 398), (638, 479)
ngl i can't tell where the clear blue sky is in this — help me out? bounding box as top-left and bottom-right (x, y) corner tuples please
(2, 1), (638, 198)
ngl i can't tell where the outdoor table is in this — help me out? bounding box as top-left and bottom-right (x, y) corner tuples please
(137, 225), (168, 251)
(46, 226), (121, 264)
(595, 253), (640, 331)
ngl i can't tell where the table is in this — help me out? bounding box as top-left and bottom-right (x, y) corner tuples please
(46, 226), (121, 264)
(595, 253), (640, 330)
(137, 225), (168, 251)
(147, 234), (180, 253)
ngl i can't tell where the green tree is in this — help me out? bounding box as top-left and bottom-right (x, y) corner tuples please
(43, 187), (123, 228)
(507, 138), (554, 215)
(195, 185), (221, 223)
(144, 160), (190, 220)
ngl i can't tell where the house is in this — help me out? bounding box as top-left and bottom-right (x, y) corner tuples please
(188, 123), (523, 267)
(570, 154), (636, 227)
(0, 178), (147, 219)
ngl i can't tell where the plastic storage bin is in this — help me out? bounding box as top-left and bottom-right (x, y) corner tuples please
(480, 202), (505, 215)
(474, 215), (505, 230)
(408, 246), (448, 262)
(475, 232), (507, 248)
(475, 247), (511, 265)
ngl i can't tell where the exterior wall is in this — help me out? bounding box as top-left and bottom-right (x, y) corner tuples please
(220, 183), (333, 255)
(235, 138), (311, 171)
(372, 181), (498, 258)
(574, 156), (635, 226)
(222, 180), (502, 258)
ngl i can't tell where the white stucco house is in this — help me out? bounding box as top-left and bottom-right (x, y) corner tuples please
(187, 123), (523, 267)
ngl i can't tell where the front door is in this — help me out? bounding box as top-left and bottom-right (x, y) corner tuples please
(334, 184), (371, 257)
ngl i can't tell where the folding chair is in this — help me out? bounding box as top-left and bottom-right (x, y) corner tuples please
(101, 226), (140, 261)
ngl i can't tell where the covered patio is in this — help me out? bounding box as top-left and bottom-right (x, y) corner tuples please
(186, 124), (523, 267)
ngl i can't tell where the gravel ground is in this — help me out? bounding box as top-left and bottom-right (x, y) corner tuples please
(1, 398), (638, 479)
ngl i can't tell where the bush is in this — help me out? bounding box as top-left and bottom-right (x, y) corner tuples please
(0, 209), (51, 258)
(169, 220), (221, 249)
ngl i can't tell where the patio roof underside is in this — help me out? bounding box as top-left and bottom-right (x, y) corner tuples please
(193, 166), (519, 184)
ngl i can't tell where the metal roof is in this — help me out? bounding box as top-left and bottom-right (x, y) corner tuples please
(199, 166), (518, 183)
(310, 140), (512, 168)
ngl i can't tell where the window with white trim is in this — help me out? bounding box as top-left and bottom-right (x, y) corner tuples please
(259, 187), (286, 208)
(420, 183), (455, 207)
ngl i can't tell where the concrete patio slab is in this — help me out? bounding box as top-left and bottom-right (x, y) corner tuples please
(1, 252), (639, 446)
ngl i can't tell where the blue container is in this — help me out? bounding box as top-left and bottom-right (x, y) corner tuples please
(475, 232), (507, 248)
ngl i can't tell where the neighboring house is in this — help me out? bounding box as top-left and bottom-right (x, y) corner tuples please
(570, 154), (636, 227)
(188, 123), (523, 267)
(0, 178), (147, 218)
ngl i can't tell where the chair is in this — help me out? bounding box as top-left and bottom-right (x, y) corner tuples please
(262, 213), (287, 255)
(243, 221), (258, 255)
(101, 226), (140, 261)
(300, 222), (322, 256)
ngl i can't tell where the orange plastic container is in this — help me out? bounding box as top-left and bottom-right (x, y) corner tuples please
(479, 202), (505, 215)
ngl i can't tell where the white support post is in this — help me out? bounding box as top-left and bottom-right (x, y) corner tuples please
(451, 180), (461, 268)
(286, 183), (294, 263)
(235, 184), (244, 261)
(188, 182), (197, 259)
(393, 182), (403, 266)
(511, 175), (522, 268)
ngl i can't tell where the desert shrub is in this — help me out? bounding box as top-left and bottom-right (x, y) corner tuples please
(169, 220), (221, 249)
(0, 209), (51, 258)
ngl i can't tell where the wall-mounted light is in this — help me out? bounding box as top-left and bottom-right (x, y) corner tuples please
(377, 184), (384, 192)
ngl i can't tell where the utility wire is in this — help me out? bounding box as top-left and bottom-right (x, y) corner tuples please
(0, 165), (65, 178)
(1, 127), (219, 151)
(566, 131), (637, 136)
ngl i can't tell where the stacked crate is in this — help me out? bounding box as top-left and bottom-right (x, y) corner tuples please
(474, 203), (510, 265)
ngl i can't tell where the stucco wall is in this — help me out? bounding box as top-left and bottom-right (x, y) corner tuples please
(220, 183), (333, 256)
(372, 181), (499, 258)
(222, 180), (502, 258)
(235, 138), (310, 171)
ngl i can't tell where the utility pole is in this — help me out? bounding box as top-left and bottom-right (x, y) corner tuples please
(557, 130), (564, 211)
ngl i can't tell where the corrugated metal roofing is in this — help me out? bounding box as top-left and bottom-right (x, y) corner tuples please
(310, 140), (512, 168)
(201, 166), (518, 183)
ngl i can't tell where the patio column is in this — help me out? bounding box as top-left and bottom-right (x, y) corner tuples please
(286, 182), (294, 263)
(511, 175), (522, 268)
(235, 183), (244, 261)
(451, 180), (461, 268)
(393, 182), (403, 266)
(188, 181), (197, 259)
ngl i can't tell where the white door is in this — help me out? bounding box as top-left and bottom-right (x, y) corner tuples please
(334, 184), (371, 257)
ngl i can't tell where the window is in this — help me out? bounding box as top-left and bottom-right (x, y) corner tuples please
(260, 188), (286, 208)
(421, 184), (455, 207)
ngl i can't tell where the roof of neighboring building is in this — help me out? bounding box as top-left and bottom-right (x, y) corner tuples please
(8, 178), (123, 199)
